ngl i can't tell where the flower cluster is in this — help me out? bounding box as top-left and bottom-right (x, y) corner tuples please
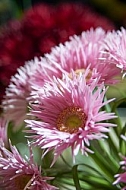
(1, 27), (126, 189)
(0, 2), (115, 103)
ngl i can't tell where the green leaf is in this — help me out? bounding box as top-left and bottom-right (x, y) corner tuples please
(90, 142), (116, 182)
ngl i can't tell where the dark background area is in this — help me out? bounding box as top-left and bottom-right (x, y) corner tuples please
(4, 0), (126, 28)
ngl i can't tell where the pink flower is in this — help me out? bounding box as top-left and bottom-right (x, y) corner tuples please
(2, 55), (61, 130)
(103, 27), (126, 70)
(113, 135), (126, 189)
(26, 71), (116, 165)
(2, 59), (39, 130)
(31, 28), (121, 90)
(0, 140), (57, 190)
(113, 154), (126, 190)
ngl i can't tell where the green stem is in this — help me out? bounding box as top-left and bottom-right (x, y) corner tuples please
(72, 165), (81, 190)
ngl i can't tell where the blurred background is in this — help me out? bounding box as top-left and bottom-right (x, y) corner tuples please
(0, 0), (126, 105)
(1, 0), (126, 27)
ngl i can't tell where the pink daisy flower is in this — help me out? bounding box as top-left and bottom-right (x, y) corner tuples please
(0, 140), (57, 190)
(31, 27), (121, 90)
(2, 59), (39, 130)
(113, 154), (126, 190)
(2, 54), (62, 130)
(103, 27), (126, 70)
(113, 135), (126, 189)
(26, 71), (116, 165)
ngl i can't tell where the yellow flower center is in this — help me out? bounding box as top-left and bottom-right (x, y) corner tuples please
(68, 69), (92, 81)
(56, 107), (87, 133)
(14, 174), (32, 190)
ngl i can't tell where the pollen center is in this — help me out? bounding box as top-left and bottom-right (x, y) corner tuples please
(14, 174), (32, 190)
(68, 69), (92, 81)
(56, 107), (87, 133)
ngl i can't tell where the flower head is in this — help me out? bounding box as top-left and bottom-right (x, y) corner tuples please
(113, 154), (126, 190)
(26, 70), (116, 165)
(0, 140), (57, 190)
(113, 135), (126, 189)
(103, 27), (126, 70)
(2, 59), (39, 130)
(31, 27), (121, 90)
